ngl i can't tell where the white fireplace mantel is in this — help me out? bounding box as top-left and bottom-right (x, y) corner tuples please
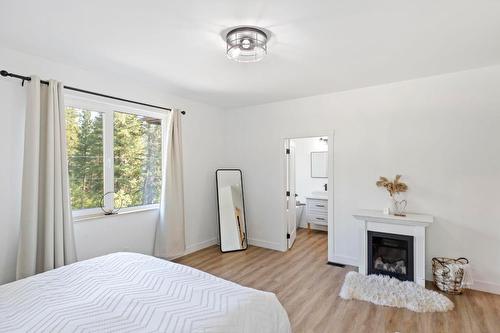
(353, 209), (434, 286)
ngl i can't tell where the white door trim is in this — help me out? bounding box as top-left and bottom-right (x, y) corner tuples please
(285, 139), (297, 249)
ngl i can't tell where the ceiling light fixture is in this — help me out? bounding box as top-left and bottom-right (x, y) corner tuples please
(226, 26), (268, 63)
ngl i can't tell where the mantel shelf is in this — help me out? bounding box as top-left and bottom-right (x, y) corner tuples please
(353, 209), (434, 227)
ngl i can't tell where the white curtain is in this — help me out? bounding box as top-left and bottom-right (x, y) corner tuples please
(154, 109), (186, 259)
(16, 77), (77, 279)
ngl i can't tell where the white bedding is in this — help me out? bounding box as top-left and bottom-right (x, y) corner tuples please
(0, 252), (290, 333)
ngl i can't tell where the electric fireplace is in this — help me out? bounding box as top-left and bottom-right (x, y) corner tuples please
(367, 231), (414, 281)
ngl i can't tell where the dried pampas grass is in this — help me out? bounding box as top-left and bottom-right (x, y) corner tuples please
(376, 175), (408, 197)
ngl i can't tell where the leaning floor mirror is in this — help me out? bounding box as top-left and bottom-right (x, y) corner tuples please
(216, 169), (248, 252)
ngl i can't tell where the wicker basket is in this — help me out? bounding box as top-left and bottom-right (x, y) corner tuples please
(432, 257), (469, 294)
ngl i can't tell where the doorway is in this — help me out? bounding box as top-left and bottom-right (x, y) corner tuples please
(284, 136), (331, 249)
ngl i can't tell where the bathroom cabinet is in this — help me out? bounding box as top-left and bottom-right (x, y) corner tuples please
(306, 197), (328, 228)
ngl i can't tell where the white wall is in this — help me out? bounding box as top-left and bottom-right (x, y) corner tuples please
(0, 47), (225, 284)
(0, 74), (25, 285)
(225, 65), (500, 294)
(73, 210), (159, 261)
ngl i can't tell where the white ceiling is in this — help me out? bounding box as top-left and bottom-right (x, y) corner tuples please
(1, 0), (500, 108)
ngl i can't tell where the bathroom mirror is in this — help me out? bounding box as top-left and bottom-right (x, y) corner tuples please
(216, 169), (248, 252)
(311, 151), (328, 178)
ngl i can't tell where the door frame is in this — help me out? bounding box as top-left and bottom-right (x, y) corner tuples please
(281, 131), (335, 261)
(284, 139), (297, 249)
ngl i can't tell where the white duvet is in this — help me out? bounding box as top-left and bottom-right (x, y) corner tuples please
(0, 252), (291, 333)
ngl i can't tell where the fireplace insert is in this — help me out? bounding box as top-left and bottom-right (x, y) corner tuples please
(367, 231), (414, 281)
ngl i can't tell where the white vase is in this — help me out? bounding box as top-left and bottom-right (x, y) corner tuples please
(384, 197), (408, 216)
(388, 197), (397, 215)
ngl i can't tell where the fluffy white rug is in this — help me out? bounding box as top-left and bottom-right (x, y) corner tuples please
(339, 271), (454, 312)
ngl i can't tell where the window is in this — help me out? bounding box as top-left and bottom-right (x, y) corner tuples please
(65, 98), (165, 216)
(114, 112), (162, 208)
(65, 107), (104, 210)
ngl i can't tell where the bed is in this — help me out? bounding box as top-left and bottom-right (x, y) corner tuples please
(0, 252), (291, 333)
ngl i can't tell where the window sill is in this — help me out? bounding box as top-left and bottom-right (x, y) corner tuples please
(73, 206), (159, 222)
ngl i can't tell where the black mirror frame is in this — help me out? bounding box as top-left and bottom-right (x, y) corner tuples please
(215, 169), (248, 253)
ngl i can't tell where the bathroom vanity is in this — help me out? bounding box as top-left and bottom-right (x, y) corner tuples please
(305, 194), (328, 229)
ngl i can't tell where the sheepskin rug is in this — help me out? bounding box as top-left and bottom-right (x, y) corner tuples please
(339, 271), (454, 312)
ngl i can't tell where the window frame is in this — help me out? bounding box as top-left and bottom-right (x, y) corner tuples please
(65, 93), (168, 219)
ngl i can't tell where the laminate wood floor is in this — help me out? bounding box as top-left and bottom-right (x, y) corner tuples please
(175, 229), (500, 333)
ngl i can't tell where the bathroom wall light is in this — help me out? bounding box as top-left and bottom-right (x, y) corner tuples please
(226, 26), (268, 62)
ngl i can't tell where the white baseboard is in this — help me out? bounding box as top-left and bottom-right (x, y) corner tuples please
(421, 279), (500, 295)
(181, 237), (285, 257)
(248, 238), (285, 252)
(330, 254), (359, 267)
(183, 238), (218, 256)
(426, 271), (500, 295)
(467, 280), (500, 295)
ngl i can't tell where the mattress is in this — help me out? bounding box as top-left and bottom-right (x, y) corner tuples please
(0, 252), (291, 333)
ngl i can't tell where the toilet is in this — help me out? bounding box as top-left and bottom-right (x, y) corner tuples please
(295, 202), (305, 229)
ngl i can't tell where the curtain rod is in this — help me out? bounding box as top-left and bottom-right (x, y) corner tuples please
(0, 69), (186, 115)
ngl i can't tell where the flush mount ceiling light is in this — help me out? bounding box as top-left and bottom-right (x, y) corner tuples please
(226, 26), (268, 62)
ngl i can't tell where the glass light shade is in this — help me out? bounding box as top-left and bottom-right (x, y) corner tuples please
(226, 27), (268, 62)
